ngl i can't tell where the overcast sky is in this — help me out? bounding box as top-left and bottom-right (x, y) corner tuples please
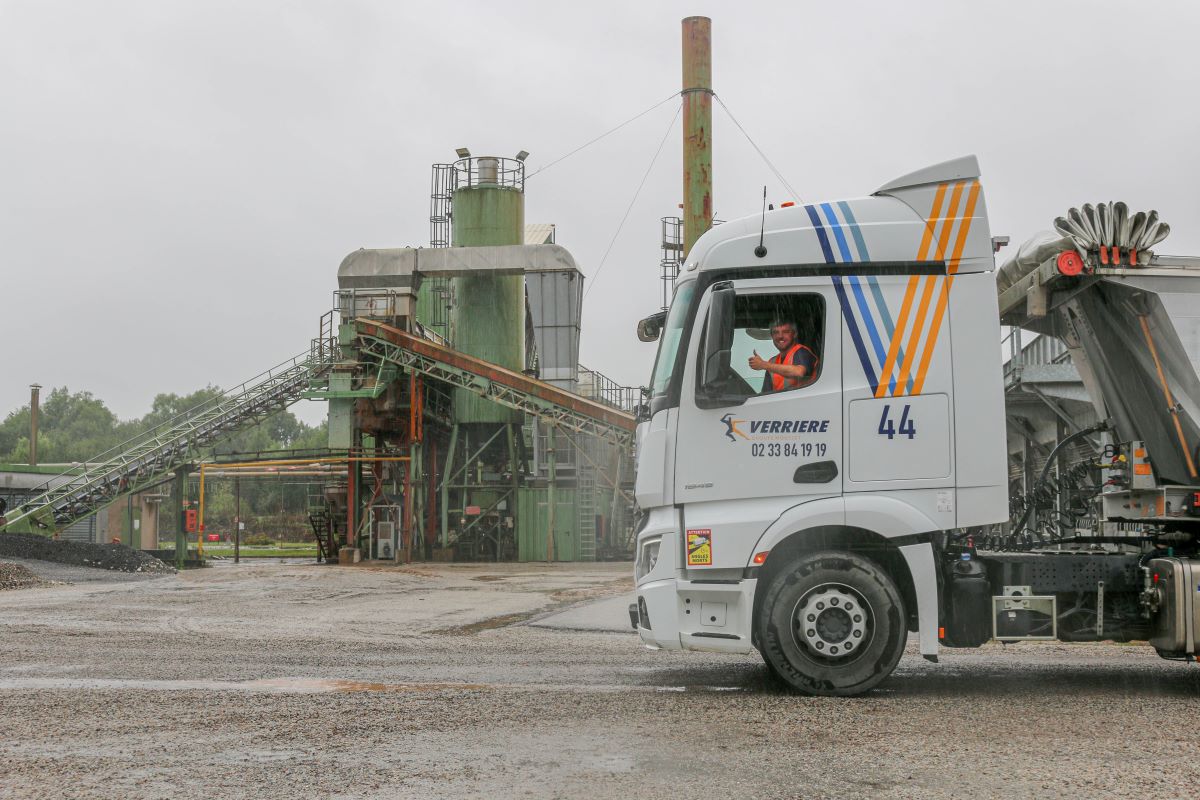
(2, 0), (1198, 427)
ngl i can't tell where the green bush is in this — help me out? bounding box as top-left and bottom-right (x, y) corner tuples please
(242, 533), (275, 547)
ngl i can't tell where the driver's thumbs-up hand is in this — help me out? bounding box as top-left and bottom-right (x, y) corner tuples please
(748, 351), (767, 371)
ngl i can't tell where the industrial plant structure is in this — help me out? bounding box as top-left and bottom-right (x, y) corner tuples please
(0, 16), (709, 567)
(0, 151), (642, 565)
(308, 153), (641, 562)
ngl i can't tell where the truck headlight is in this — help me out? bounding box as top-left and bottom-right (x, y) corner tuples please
(636, 536), (661, 582)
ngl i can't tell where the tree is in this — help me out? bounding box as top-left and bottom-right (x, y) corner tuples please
(0, 386), (327, 466)
(0, 406), (30, 457)
(0, 388), (118, 463)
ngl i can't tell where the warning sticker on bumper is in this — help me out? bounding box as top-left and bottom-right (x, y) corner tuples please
(686, 529), (712, 566)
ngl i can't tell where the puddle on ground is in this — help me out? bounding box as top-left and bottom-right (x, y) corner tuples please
(0, 677), (489, 694)
(430, 611), (537, 636)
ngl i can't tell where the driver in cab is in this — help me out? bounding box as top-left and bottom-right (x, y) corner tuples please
(749, 319), (818, 393)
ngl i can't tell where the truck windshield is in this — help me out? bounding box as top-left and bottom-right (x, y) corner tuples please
(648, 280), (697, 399)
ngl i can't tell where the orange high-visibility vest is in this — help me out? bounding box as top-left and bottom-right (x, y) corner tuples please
(770, 344), (819, 392)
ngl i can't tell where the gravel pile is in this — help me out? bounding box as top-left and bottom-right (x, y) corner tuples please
(0, 560), (48, 590)
(0, 532), (175, 574)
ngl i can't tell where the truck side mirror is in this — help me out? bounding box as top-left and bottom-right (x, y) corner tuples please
(637, 312), (666, 342)
(700, 284), (736, 395)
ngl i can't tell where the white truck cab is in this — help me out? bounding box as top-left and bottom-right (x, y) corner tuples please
(632, 156), (1009, 695)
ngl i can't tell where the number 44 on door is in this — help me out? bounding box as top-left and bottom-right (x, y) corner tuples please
(877, 404), (916, 440)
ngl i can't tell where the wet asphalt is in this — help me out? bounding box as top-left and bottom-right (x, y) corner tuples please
(1, 559), (1198, 799)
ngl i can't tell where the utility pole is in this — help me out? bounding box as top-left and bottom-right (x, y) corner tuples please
(126, 494), (134, 547)
(546, 424), (556, 562)
(174, 467), (187, 571)
(28, 384), (41, 466)
(682, 15), (713, 259)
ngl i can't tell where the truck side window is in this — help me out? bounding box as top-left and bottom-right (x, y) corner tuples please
(700, 293), (825, 398)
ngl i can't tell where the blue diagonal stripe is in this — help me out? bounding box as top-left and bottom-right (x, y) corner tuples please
(824, 203), (889, 392)
(810, 202), (879, 394)
(838, 200), (915, 394)
(804, 205), (836, 264)
(837, 201), (871, 262)
(832, 277), (878, 393)
(848, 276), (894, 393)
(820, 203), (854, 263)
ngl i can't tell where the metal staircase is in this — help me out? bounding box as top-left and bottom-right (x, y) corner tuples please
(2, 343), (336, 535)
(307, 503), (341, 563)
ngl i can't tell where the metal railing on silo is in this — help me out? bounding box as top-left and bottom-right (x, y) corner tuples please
(451, 156), (525, 190)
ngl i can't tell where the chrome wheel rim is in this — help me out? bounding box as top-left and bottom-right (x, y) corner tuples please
(792, 583), (873, 661)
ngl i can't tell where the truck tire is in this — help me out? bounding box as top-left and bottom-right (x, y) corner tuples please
(757, 550), (907, 696)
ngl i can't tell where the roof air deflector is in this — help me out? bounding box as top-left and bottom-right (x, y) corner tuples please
(874, 155), (980, 195)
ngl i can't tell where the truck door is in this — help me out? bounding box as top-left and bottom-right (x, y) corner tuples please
(673, 279), (843, 570)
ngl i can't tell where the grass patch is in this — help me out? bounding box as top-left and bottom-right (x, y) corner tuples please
(202, 545), (319, 559)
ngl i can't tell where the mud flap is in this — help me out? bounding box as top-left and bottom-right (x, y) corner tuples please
(899, 542), (939, 657)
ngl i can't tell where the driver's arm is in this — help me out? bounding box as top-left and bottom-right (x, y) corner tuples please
(759, 361), (810, 380)
(749, 348), (813, 382)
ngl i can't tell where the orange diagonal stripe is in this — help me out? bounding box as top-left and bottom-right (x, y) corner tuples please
(894, 182), (963, 394)
(876, 184), (948, 398)
(933, 181), (965, 261)
(912, 180), (982, 395)
(875, 275), (920, 398)
(895, 275), (938, 393)
(947, 180), (981, 276)
(911, 277), (953, 397)
(916, 183), (948, 262)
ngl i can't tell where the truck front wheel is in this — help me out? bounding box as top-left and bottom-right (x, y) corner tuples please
(757, 550), (907, 696)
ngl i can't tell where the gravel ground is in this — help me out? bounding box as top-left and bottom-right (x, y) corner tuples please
(1, 560), (1199, 799)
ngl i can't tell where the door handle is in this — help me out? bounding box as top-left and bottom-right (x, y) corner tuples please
(793, 460), (838, 484)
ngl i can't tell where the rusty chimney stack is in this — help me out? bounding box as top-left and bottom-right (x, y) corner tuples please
(682, 16), (713, 259)
(29, 384), (41, 466)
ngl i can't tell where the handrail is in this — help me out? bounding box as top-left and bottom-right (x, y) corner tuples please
(2, 346), (336, 533)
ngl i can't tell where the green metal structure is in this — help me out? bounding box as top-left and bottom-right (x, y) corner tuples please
(450, 167), (526, 424)
(434, 157), (527, 558)
(327, 149), (640, 562)
(348, 317), (635, 561)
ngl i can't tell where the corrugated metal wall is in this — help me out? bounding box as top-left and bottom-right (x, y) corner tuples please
(526, 270), (582, 385)
(517, 487), (578, 561)
(59, 515), (96, 543)
(515, 485), (623, 562)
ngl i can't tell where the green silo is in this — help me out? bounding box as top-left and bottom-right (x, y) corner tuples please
(450, 158), (526, 424)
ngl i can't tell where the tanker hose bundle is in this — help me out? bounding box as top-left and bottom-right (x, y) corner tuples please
(1052, 201), (1170, 267)
(996, 203), (1171, 295)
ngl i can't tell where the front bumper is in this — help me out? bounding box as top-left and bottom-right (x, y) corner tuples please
(635, 576), (757, 654)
